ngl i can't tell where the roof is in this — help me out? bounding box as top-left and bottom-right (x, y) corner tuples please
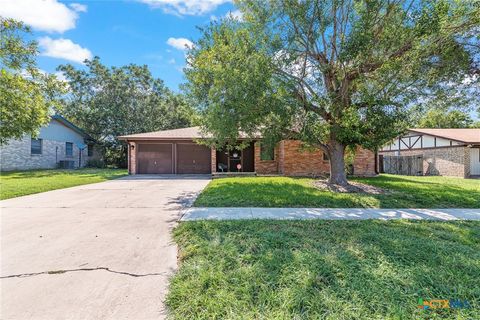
(118, 126), (258, 140)
(408, 128), (480, 144)
(118, 126), (211, 140)
(52, 115), (92, 140)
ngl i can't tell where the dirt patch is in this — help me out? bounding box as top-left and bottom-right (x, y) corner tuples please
(313, 180), (389, 194)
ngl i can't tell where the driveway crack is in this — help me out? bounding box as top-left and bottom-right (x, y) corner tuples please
(0, 267), (168, 279)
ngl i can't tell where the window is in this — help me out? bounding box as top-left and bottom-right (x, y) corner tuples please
(323, 152), (329, 161)
(260, 143), (274, 161)
(31, 138), (42, 155)
(66, 142), (73, 157)
(87, 144), (93, 157)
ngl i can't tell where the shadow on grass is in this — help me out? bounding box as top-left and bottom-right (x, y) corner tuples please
(167, 220), (480, 319)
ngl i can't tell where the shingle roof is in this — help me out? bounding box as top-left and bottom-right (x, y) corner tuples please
(409, 128), (480, 143)
(118, 126), (210, 140)
(118, 126), (261, 140)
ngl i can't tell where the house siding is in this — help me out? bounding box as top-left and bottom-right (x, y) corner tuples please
(254, 141), (279, 174)
(0, 135), (94, 171)
(279, 140), (330, 176)
(379, 146), (469, 178)
(254, 140), (376, 177)
(0, 119), (95, 171)
(353, 147), (377, 176)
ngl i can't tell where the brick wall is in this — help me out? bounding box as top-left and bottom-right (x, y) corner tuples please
(254, 142), (279, 174)
(211, 147), (217, 173)
(254, 140), (376, 177)
(280, 140), (330, 176)
(0, 135), (93, 171)
(379, 146), (468, 178)
(128, 142), (137, 174)
(353, 147), (377, 176)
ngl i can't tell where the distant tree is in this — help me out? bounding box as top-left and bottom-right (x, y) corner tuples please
(0, 17), (65, 144)
(473, 108), (480, 128)
(58, 57), (197, 167)
(185, 0), (479, 185)
(417, 109), (473, 128)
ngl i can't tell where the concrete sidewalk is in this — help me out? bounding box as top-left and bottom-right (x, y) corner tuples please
(181, 207), (480, 221)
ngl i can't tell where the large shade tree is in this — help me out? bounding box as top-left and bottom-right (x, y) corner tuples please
(0, 17), (65, 144)
(59, 57), (198, 167)
(185, 0), (480, 185)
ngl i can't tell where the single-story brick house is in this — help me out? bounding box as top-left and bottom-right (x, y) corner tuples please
(0, 115), (98, 171)
(118, 126), (377, 176)
(379, 128), (480, 178)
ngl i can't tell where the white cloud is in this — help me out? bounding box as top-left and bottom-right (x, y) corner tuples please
(70, 3), (88, 13)
(20, 69), (68, 83)
(38, 37), (92, 64)
(139, 0), (230, 16)
(54, 71), (68, 82)
(0, 0), (82, 33)
(226, 9), (243, 21)
(167, 37), (193, 51)
(168, 58), (176, 64)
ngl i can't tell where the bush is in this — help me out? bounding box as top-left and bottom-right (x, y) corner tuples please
(85, 159), (106, 168)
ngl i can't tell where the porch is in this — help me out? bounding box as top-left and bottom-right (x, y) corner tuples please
(214, 142), (255, 173)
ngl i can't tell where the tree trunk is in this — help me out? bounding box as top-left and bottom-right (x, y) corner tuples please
(328, 139), (348, 186)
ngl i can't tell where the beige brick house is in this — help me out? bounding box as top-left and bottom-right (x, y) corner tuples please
(118, 126), (376, 176)
(379, 128), (480, 178)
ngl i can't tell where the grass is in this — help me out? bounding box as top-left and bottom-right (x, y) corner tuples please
(194, 175), (480, 208)
(0, 168), (127, 200)
(167, 220), (480, 320)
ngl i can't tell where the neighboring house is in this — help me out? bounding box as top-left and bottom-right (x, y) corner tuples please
(118, 126), (377, 176)
(379, 128), (480, 178)
(0, 115), (98, 171)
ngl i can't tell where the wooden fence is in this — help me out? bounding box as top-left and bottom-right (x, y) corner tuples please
(380, 155), (423, 176)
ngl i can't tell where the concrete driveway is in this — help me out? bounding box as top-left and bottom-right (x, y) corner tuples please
(0, 175), (210, 320)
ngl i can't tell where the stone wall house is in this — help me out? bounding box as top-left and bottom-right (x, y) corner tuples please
(119, 126), (377, 176)
(378, 128), (480, 178)
(0, 115), (98, 171)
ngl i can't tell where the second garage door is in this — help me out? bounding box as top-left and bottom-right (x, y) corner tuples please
(176, 143), (211, 174)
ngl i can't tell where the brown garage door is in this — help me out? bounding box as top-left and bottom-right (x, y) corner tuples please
(137, 144), (173, 174)
(176, 144), (211, 174)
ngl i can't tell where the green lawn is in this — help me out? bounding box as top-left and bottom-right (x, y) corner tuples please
(194, 175), (480, 208)
(0, 168), (127, 200)
(167, 220), (480, 320)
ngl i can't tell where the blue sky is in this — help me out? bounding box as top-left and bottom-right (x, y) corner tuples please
(0, 0), (240, 91)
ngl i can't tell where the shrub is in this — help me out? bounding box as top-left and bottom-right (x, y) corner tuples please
(85, 159), (106, 168)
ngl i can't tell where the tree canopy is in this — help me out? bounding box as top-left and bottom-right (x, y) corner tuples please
(58, 57), (198, 167)
(417, 109), (474, 128)
(0, 17), (65, 144)
(185, 0), (480, 184)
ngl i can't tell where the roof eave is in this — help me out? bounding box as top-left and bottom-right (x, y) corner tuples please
(117, 136), (259, 141)
(407, 129), (471, 144)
